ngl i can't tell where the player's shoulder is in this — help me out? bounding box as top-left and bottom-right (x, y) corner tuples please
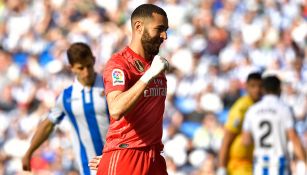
(277, 99), (292, 114)
(54, 84), (73, 105)
(92, 74), (105, 88)
(246, 98), (268, 115)
(106, 47), (131, 67)
(278, 99), (290, 108)
(245, 101), (259, 115)
(62, 84), (73, 93)
(225, 96), (249, 130)
(230, 95), (253, 112)
(61, 84), (74, 97)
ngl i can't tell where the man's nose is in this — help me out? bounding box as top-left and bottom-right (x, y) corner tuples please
(160, 31), (167, 40)
(83, 68), (90, 76)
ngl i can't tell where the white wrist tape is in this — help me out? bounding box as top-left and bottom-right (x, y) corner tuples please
(296, 160), (306, 175)
(217, 167), (227, 175)
(140, 70), (153, 83)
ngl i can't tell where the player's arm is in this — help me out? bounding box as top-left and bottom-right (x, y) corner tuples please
(218, 105), (243, 175)
(287, 128), (306, 162)
(88, 155), (102, 170)
(107, 82), (148, 120)
(218, 129), (237, 171)
(241, 130), (253, 146)
(23, 93), (64, 171)
(107, 56), (168, 120)
(284, 107), (306, 162)
(22, 119), (55, 171)
(287, 128), (307, 174)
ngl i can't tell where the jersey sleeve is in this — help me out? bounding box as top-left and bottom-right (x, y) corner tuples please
(225, 103), (244, 134)
(283, 106), (295, 129)
(47, 93), (65, 124)
(103, 59), (129, 95)
(242, 108), (253, 132)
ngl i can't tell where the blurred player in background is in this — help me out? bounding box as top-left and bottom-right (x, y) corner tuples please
(242, 75), (306, 175)
(22, 42), (109, 175)
(94, 4), (169, 175)
(218, 72), (262, 175)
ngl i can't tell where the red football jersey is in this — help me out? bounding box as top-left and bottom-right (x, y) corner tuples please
(102, 47), (167, 152)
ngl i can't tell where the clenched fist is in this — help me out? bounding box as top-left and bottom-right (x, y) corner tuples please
(140, 55), (169, 83)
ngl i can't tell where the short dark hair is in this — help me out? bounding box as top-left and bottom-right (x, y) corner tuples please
(262, 75), (281, 94)
(246, 72), (262, 82)
(131, 4), (167, 22)
(67, 42), (94, 65)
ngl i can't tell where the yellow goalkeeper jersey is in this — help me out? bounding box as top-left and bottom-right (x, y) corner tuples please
(225, 95), (254, 175)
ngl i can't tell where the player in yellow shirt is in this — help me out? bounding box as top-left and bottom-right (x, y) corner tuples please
(218, 72), (262, 175)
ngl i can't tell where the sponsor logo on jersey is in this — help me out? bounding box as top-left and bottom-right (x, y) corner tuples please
(143, 78), (167, 97)
(134, 60), (144, 72)
(144, 87), (167, 97)
(112, 69), (125, 85)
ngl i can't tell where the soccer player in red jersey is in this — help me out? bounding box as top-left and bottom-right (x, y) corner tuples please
(95, 4), (169, 175)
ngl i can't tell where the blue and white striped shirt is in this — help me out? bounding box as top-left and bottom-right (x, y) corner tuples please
(48, 74), (109, 175)
(243, 95), (294, 175)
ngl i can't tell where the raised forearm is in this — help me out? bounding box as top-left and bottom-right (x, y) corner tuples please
(107, 80), (148, 120)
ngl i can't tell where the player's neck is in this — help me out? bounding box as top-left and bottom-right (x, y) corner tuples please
(129, 43), (145, 57)
(78, 73), (96, 88)
(129, 42), (154, 61)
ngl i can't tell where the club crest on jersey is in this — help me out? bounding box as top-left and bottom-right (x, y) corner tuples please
(134, 60), (144, 72)
(112, 69), (125, 85)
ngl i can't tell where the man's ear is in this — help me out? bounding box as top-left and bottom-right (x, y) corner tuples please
(69, 64), (75, 73)
(134, 20), (144, 34)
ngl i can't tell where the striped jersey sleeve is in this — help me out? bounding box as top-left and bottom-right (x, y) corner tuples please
(47, 92), (66, 124)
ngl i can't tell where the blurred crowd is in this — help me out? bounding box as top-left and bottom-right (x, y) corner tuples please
(0, 0), (306, 174)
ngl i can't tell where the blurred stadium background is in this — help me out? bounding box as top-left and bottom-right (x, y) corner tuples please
(0, 0), (306, 174)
